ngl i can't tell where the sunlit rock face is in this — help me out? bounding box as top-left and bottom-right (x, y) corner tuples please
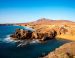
(53, 26), (68, 35)
(10, 29), (37, 40)
(10, 28), (57, 41)
(37, 29), (57, 41)
(43, 42), (75, 58)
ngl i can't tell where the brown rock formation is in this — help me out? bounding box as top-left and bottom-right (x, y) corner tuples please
(54, 26), (68, 35)
(10, 28), (57, 41)
(37, 29), (57, 41)
(10, 29), (36, 40)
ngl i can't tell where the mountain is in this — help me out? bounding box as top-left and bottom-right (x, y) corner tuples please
(17, 18), (75, 26)
(32, 18), (75, 25)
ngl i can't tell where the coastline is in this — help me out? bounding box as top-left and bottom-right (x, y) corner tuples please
(42, 42), (75, 58)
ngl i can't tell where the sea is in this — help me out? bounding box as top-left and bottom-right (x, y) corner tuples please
(0, 25), (71, 58)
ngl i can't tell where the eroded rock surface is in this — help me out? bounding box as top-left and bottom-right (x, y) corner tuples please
(10, 28), (57, 41)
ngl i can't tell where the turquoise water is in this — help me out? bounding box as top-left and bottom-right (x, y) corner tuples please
(0, 25), (71, 58)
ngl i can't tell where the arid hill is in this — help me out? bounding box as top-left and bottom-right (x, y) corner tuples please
(31, 18), (75, 25)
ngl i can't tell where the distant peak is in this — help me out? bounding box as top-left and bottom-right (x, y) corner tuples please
(37, 18), (52, 21)
(39, 18), (48, 20)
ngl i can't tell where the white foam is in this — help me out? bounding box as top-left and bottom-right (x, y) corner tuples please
(17, 39), (40, 47)
(24, 26), (35, 31)
(30, 39), (40, 43)
(3, 35), (40, 47)
(4, 35), (17, 43)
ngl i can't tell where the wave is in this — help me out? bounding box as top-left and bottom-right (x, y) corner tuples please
(23, 26), (35, 31)
(17, 39), (40, 47)
(30, 39), (40, 43)
(4, 35), (17, 43)
(3, 35), (40, 47)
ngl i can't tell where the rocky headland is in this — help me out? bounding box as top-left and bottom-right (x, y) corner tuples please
(10, 18), (75, 45)
(13, 18), (75, 41)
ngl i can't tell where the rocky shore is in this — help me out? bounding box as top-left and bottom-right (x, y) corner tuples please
(10, 28), (57, 42)
(42, 42), (75, 58)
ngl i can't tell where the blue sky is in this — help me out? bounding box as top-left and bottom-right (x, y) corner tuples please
(0, 0), (75, 23)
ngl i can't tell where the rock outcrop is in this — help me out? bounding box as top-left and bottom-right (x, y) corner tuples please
(10, 28), (57, 41)
(53, 26), (68, 35)
(43, 42), (75, 58)
(37, 29), (57, 41)
(10, 29), (37, 40)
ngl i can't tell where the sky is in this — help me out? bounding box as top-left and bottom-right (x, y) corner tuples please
(0, 0), (75, 23)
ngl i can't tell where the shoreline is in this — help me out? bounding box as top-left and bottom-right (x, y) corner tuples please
(42, 42), (75, 58)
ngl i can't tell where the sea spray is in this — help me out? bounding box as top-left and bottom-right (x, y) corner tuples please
(17, 39), (40, 47)
(4, 35), (13, 42)
(4, 35), (19, 43)
(3, 35), (40, 47)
